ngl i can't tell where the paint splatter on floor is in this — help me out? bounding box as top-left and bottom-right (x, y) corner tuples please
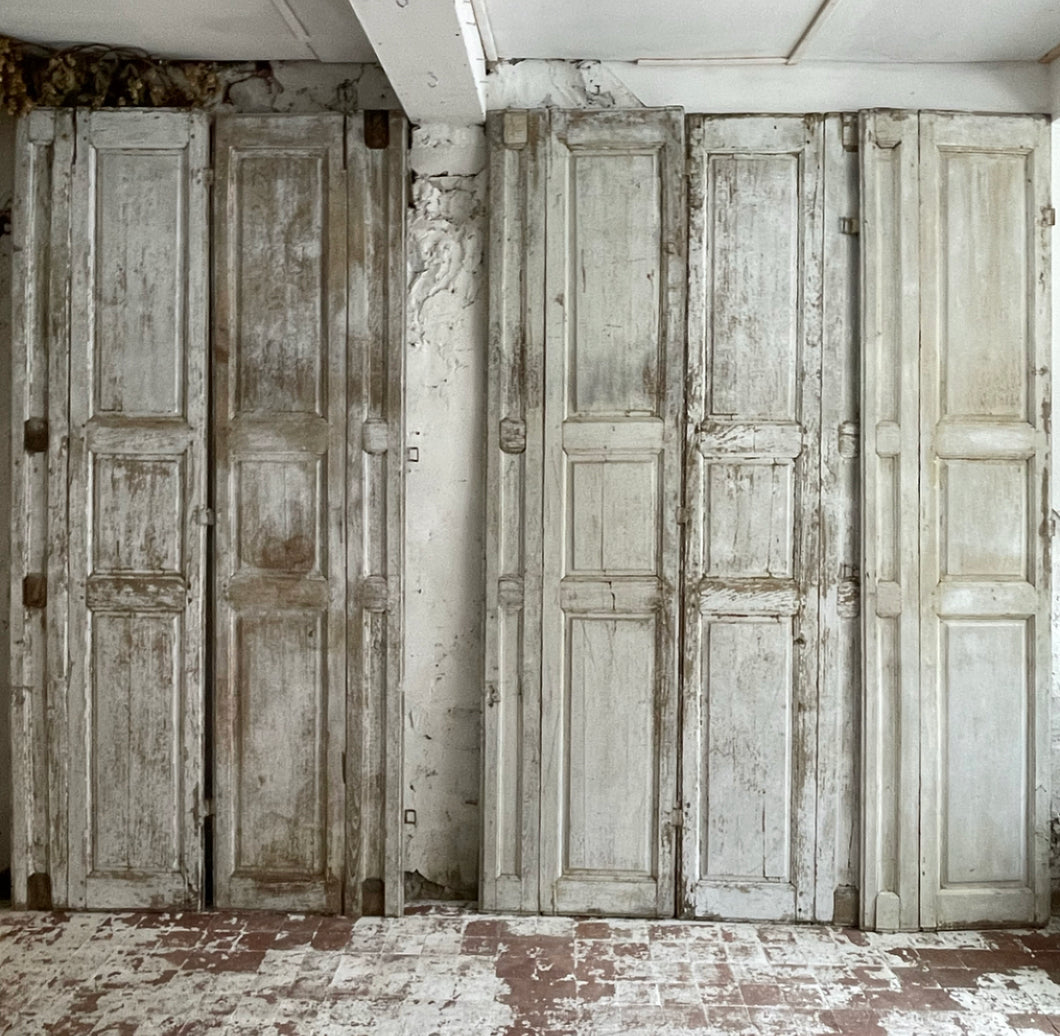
(4, 906), (1060, 1033)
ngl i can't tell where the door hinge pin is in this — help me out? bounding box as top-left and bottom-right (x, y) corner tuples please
(840, 216), (859, 236)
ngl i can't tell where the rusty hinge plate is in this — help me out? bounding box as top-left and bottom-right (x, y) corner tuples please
(22, 573), (47, 609)
(364, 110), (390, 150)
(24, 417), (48, 453)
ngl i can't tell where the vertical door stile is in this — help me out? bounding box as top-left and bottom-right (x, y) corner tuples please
(683, 115), (824, 922)
(816, 115), (861, 924)
(10, 109), (73, 907)
(213, 114), (347, 912)
(483, 109), (547, 914)
(66, 110), (209, 909)
(347, 109), (409, 917)
(539, 109), (685, 917)
(859, 109), (921, 932)
(918, 113), (1050, 929)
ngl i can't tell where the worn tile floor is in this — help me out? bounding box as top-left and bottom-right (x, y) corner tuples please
(4, 907), (1060, 1034)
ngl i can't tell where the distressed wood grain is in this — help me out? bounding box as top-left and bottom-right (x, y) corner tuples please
(66, 110), (208, 909)
(213, 114), (346, 912)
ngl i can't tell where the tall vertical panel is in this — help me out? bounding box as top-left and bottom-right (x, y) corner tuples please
(66, 111), (208, 909)
(539, 109), (685, 917)
(346, 111), (409, 917)
(919, 113), (1050, 928)
(10, 110), (73, 907)
(214, 115), (347, 912)
(859, 110), (922, 932)
(482, 110), (547, 913)
(683, 116), (823, 921)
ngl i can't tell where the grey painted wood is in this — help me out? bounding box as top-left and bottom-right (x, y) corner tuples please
(539, 108), (685, 918)
(683, 115), (824, 922)
(345, 110), (409, 917)
(213, 114), (347, 912)
(66, 111), (209, 909)
(482, 109), (547, 914)
(861, 110), (1051, 931)
(918, 112), (1051, 929)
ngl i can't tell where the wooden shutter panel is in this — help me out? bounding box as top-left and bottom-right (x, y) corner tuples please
(682, 115), (824, 922)
(212, 114), (348, 912)
(918, 112), (1051, 929)
(66, 110), (209, 909)
(10, 109), (74, 907)
(482, 109), (547, 914)
(539, 109), (686, 918)
(861, 110), (1051, 930)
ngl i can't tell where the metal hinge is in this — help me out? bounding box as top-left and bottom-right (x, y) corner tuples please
(669, 808), (684, 829)
(203, 168), (215, 188)
(24, 417), (48, 453)
(194, 507), (215, 527)
(503, 110), (529, 149)
(840, 114), (859, 152)
(342, 751), (347, 783)
(364, 110), (390, 150)
(22, 574), (46, 609)
(840, 216), (859, 236)
(675, 506), (690, 525)
(1043, 206), (1056, 227)
(202, 797), (214, 819)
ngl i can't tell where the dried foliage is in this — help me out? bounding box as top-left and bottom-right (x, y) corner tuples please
(0, 34), (223, 115)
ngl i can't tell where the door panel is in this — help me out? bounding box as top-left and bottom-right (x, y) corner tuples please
(683, 116), (823, 921)
(540, 109), (685, 917)
(918, 112), (1050, 929)
(67, 111), (209, 909)
(213, 115), (347, 912)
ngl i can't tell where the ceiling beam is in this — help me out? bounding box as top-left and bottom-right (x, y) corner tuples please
(349, 0), (487, 124)
(787, 0), (844, 65)
(1039, 40), (1060, 64)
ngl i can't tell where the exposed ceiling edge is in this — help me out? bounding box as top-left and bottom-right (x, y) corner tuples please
(349, 0), (486, 123)
(489, 59), (1051, 116)
(787, 0), (845, 64)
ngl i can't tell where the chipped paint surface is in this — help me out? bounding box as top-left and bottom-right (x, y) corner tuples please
(6, 908), (1060, 1033)
(404, 125), (488, 899)
(488, 59), (643, 110)
(0, 114), (13, 894)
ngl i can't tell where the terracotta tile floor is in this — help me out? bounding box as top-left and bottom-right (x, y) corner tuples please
(4, 907), (1060, 1034)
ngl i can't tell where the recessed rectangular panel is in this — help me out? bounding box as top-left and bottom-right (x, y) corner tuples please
(570, 152), (661, 416)
(567, 457), (659, 575)
(91, 614), (181, 873)
(943, 620), (1029, 885)
(235, 458), (322, 574)
(942, 460), (1028, 579)
(94, 149), (185, 417)
(566, 617), (656, 876)
(234, 153), (326, 415)
(940, 151), (1029, 420)
(93, 455), (183, 574)
(709, 154), (799, 419)
(703, 620), (793, 881)
(235, 612), (326, 877)
(705, 462), (793, 577)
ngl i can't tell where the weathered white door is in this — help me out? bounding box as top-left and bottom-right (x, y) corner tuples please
(681, 116), (824, 921)
(538, 109), (686, 916)
(862, 110), (1051, 929)
(212, 115), (348, 911)
(66, 111), (210, 909)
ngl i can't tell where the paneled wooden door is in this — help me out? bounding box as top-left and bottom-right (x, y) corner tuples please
(212, 115), (349, 912)
(484, 109), (853, 921)
(65, 110), (210, 909)
(861, 110), (1052, 930)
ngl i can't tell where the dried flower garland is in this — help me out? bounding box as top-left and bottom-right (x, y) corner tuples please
(0, 34), (223, 115)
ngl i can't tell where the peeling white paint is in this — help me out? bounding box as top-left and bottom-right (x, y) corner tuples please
(215, 61), (400, 113)
(488, 59), (643, 110)
(403, 125), (488, 897)
(0, 114), (13, 888)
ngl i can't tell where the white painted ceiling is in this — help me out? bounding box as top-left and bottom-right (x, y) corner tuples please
(1, 0), (1058, 65)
